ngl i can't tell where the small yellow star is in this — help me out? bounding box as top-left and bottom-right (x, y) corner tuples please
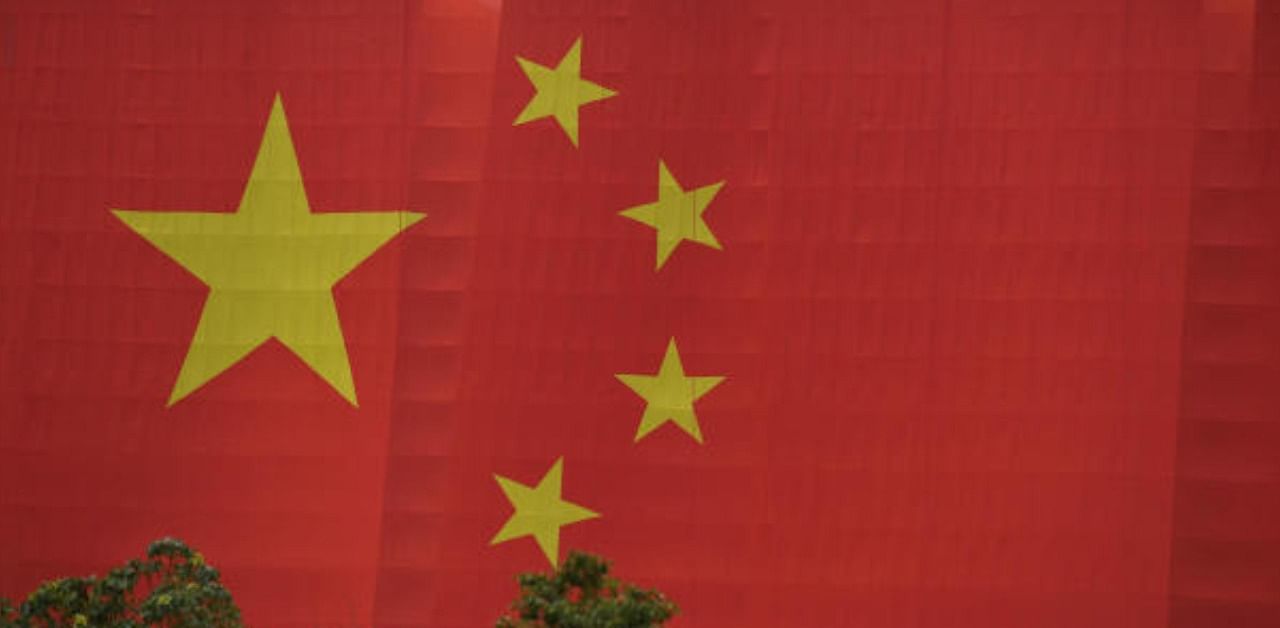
(491, 457), (600, 567)
(514, 36), (616, 146)
(619, 160), (725, 271)
(615, 338), (726, 444)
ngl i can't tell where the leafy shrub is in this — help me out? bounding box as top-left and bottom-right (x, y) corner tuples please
(497, 551), (677, 628)
(0, 537), (241, 628)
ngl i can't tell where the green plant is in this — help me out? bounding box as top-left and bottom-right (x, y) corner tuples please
(0, 537), (241, 628)
(497, 551), (677, 628)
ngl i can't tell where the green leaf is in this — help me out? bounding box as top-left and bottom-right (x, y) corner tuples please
(0, 538), (242, 628)
(497, 551), (677, 628)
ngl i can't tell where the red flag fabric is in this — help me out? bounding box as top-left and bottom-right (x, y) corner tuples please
(1, 1), (1278, 627)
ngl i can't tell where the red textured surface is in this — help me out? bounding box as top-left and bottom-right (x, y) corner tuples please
(1170, 1), (1280, 627)
(0, 1), (1275, 627)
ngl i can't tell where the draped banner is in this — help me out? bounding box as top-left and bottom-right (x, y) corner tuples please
(1, 1), (1277, 627)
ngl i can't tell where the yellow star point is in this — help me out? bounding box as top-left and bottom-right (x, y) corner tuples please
(491, 457), (600, 567)
(113, 93), (424, 407)
(514, 36), (616, 146)
(619, 160), (725, 271)
(615, 338), (726, 444)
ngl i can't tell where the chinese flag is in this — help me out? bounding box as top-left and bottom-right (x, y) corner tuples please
(2, 1), (1279, 628)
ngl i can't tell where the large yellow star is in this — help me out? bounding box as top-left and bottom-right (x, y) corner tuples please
(615, 338), (726, 444)
(619, 160), (725, 271)
(514, 36), (616, 147)
(113, 94), (424, 407)
(491, 457), (600, 567)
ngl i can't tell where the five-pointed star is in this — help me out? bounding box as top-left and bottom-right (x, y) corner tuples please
(113, 94), (424, 407)
(491, 457), (600, 567)
(619, 160), (725, 271)
(615, 338), (726, 444)
(514, 36), (616, 146)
